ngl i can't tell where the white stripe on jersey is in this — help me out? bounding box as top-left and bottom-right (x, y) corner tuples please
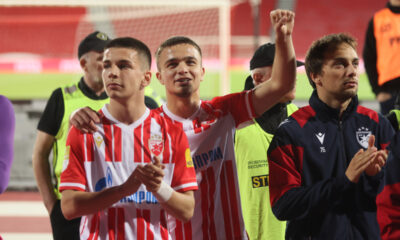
(59, 182), (86, 190)
(174, 182), (198, 192)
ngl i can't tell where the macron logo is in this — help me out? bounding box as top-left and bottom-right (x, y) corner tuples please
(316, 132), (325, 145)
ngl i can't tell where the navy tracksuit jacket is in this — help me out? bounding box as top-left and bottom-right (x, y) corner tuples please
(268, 91), (394, 239)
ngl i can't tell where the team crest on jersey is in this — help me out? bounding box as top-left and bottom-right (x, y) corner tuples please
(94, 135), (103, 147)
(62, 145), (70, 172)
(356, 127), (372, 149)
(148, 134), (163, 157)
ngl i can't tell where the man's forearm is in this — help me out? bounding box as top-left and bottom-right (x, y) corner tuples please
(159, 190), (195, 222)
(61, 185), (132, 220)
(32, 131), (58, 214)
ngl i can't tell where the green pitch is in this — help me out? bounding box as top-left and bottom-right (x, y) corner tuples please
(0, 71), (375, 101)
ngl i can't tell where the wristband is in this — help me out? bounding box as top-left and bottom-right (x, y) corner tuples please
(154, 181), (174, 203)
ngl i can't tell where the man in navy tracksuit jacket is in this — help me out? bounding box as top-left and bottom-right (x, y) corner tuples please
(268, 33), (394, 239)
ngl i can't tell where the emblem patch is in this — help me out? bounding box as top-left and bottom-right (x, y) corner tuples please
(95, 135), (103, 147)
(185, 148), (194, 168)
(316, 132), (325, 145)
(149, 134), (164, 157)
(356, 127), (372, 149)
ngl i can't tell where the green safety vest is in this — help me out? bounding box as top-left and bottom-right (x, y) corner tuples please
(234, 103), (298, 240)
(53, 82), (109, 198)
(145, 87), (164, 106)
(390, 109), (400, 130)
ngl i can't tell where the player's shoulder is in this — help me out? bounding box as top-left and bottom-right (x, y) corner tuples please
(356, 105), (381, 124)
(287, 105), (316, 128)
(149, 109), (181, 129)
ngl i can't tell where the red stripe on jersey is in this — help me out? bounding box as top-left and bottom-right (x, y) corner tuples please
(142, 118), (151, 163)
(184, 221), (192, 240)
(136, 209), (145, 240)
(86, 134), (94, 162)
(88, 213), (100, 240)
(143, 210), (154, 240)
(206, 167), (217, 238)
(269, 145), (304, 206)
(291, 106), (316, 128)
(162, 128), (171, 164)
(175, 220), (184, 240)
(220, 166), (233, 240)
(134, 124), (143, 163)
(117, 208), (125, 240)
(113, 125), (122, 162)
(224, 161), (241, 238)
(108, 208), (116, 240)
(199, 168), (217, 240)
(159, 210), (169, 240)
(103, 118), (113, 162)
(357, 105), (379, 123)
(200, 170), (210, 240)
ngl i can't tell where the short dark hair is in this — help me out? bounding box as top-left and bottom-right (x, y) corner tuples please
(155, 36), (202, 70)
(105, 37), (152, 70)
(305, 33), (357, 89)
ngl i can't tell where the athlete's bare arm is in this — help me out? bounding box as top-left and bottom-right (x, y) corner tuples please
(252, 9), (296, 116)
(61, 168), (142, 220)
(32, 131), (57, 214)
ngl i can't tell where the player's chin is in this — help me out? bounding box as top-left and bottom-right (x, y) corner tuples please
(342, 89), (357, 99)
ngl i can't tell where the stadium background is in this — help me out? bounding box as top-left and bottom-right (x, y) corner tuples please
(0, 0), (384, 190)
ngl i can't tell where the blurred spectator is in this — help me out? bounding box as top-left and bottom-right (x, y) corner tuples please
(363, 0), (400, 115)
(234, 43), (303, 240)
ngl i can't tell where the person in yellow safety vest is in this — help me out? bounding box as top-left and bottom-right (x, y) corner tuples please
(234, 43), (303, 240)
(145, 85), (164, 107)
(387, 109), (400, 130)
(363, 0), (400, 115)
(32, 31), (160, 240)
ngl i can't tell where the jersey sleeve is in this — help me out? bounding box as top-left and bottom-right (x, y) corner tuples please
(0, 95), (15, 193)
(37, 88), (64, 136)
(169, 125), (198, 192)
(206, 90), (256, 128)
(59, 126), (88, 192)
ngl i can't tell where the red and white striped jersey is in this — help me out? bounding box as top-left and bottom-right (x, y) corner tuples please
(60, 106), (198, 240)
(155, 91), (255, 240)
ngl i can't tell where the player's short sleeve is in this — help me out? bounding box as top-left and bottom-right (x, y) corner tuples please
(169, 125), (198, 192)
(207, 90), (256, 127)
(59, 126), (88, 192)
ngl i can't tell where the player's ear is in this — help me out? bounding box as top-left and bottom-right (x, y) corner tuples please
(199, 67), (205, 82)
(311, 72), (321, 86)
(252, 72), (263, 82)
(79, 56), (87, 71)
(141, 71), (152, 88)
(156, 72), (165, 85)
